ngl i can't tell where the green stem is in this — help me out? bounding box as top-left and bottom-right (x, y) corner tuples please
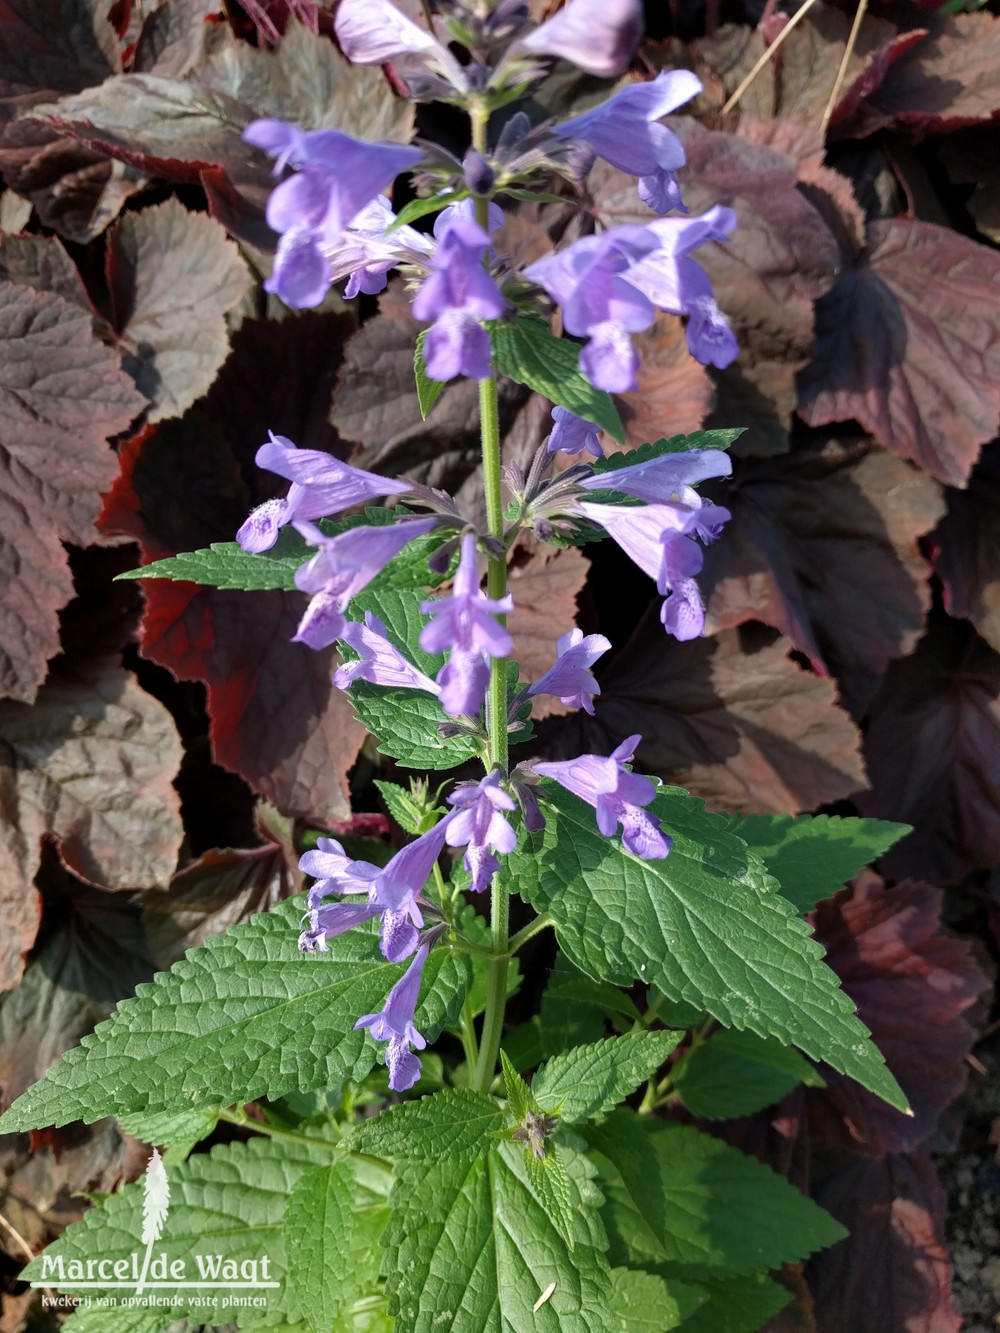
(508, 914), (553, 954)
(217, 1107), (391, 1175)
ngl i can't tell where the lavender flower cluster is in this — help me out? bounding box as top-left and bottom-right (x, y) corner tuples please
(235, 0), (737, 1090)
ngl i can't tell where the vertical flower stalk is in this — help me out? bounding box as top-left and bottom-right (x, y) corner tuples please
(470, 98), (511, 1095)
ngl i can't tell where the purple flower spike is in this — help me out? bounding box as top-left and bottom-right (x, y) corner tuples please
(244, 119), (422, 309)
(554, 71), (702, 214)
(412, 218), (504, 383)
(300, 836), (356, 907)
(535, 735), (671, 859)
(334, 0), (466, 91)
(237, 431), (410, 552)
(293, 516), (439, 650)
(446, 770), (518, 893)
(579, 446), (732, 502)
(325, 195), (435, 300)
(529, 628), (611, 715)
(299, 900), (381, 953)
(548, 407), (603, 458)
(356, 939), (432, 1092)
(335, 612), (441, 694)
(522, 0), (644, 77)
(420, 534), (513, 716)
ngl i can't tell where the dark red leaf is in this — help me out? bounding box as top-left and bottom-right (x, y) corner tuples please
(99, 313), (368, 823)
(506, 538), (591, 719)
(36, 20), (414, 245)
(859, 625), (1000, 883)
(132, 0), (217, 79)
(0, 231), (99, 316)
(143, 806), (302, 968)
(807, 1152), (962, 1333)
(332, 284), (543, 512)
(809, 874), (987, 1155)
(614, 312), (713, 448)
(0, 281), (144, 704)
(843, 13), (1000, 139)
(931, 440), (1000, 654)
(107, 196), (251, 422)
(688, 8), (926, 134)
(797, 217), (1000, 488)
(701, 439), (944, 714)
(0, 0), (145, 241)
(0, 653), (183, 990)
(549, 614), (866, 814)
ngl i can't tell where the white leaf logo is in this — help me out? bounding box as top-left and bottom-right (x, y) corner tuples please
(136, 1149), (170, 1294)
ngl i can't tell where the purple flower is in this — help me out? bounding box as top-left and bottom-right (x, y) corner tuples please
(445, 770), (517, 893)
(521, 0), (643, 77)
(576, 499), (729, 640)
(529, 629), (611, 715)
(524, 210), (737, 390)
(293, 516), (439, 650)
(237, 431), (410, 552)
(434, 199), (504, 237)
(554, 71), (702, 214)
(420, 534), (513, 716)
(244, 119), (421, 309)
(547, 407), (603, 458)
(535, 735), (671, 859)
(524, 226), (660, 392)
(412, 217), (504, 382)
(579, 445), (732, 502)
(325, 196), (435, 300)
(334, 611), (441, 694)
(356, 939), (432, 1091)
(301, 819), (453, 962)
(299, 900), (381, 953)
(335, 0), (466, 91)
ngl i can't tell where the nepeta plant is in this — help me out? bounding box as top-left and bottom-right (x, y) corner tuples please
(3, 2), (917, 1329)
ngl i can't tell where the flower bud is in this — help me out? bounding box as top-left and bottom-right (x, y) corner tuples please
(463, 149), (495, 197)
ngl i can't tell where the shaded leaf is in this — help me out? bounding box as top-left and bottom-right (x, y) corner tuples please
(724, 812), (910, 915)
(931, 439), (1000, 653)
(674, 1273), (794, 1333)
(509, 783), (905, 1106)
(552, 615), (866, 815)
(100, 312), (367, 822)
(283, 1158), (367, 1331)
(107, 197), (251, 422)
(807, 1152), (962, 1333)
(0, 281), (143, 703)
(609, 1267), (704, 1332)
(798, 217), (1000, 487)
(859, 625), (1000, 882)
(0, 655), (182, 990)
(0, 231), (96, 312)
(701, 439), (944, 714)
(809, 874), (987, 1155)
(673, 1030), (823, 1121)
(0, 901), (470, 1132)
(613, 312), (714, 451)
(588, 1111), (845, 1276)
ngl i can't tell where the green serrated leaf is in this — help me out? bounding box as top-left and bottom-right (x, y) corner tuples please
(115, 507), (444, 596)
(609, 1268), (706, 1332)
(500, 1049), (539, 1123)
(589, 1111), (845, 1278)
(117, 1105), (221, 1160)
(591, 430), (743, 476)
(347, 1089), (503, 1162)
(725, 812), (912, 914)
(382, 1142), (612, 1332)
(675, 1273), (793, 1333)
(0, 903), (470, 1133)
(673, 1029), (824, 1121)
(524, 1144), (579, 1250)
(414, 331), (446, 418)
(25, 1135), (340, 1326)
(532, 1031), (681, 1124)
(373, 779), (427, 836)
(507, 783), (907, 1110)
(283, 1158), (364, 1330)
(490, 315), (625, 442)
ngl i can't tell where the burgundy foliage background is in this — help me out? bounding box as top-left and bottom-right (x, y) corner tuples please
(0, 1), (997, 1329)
